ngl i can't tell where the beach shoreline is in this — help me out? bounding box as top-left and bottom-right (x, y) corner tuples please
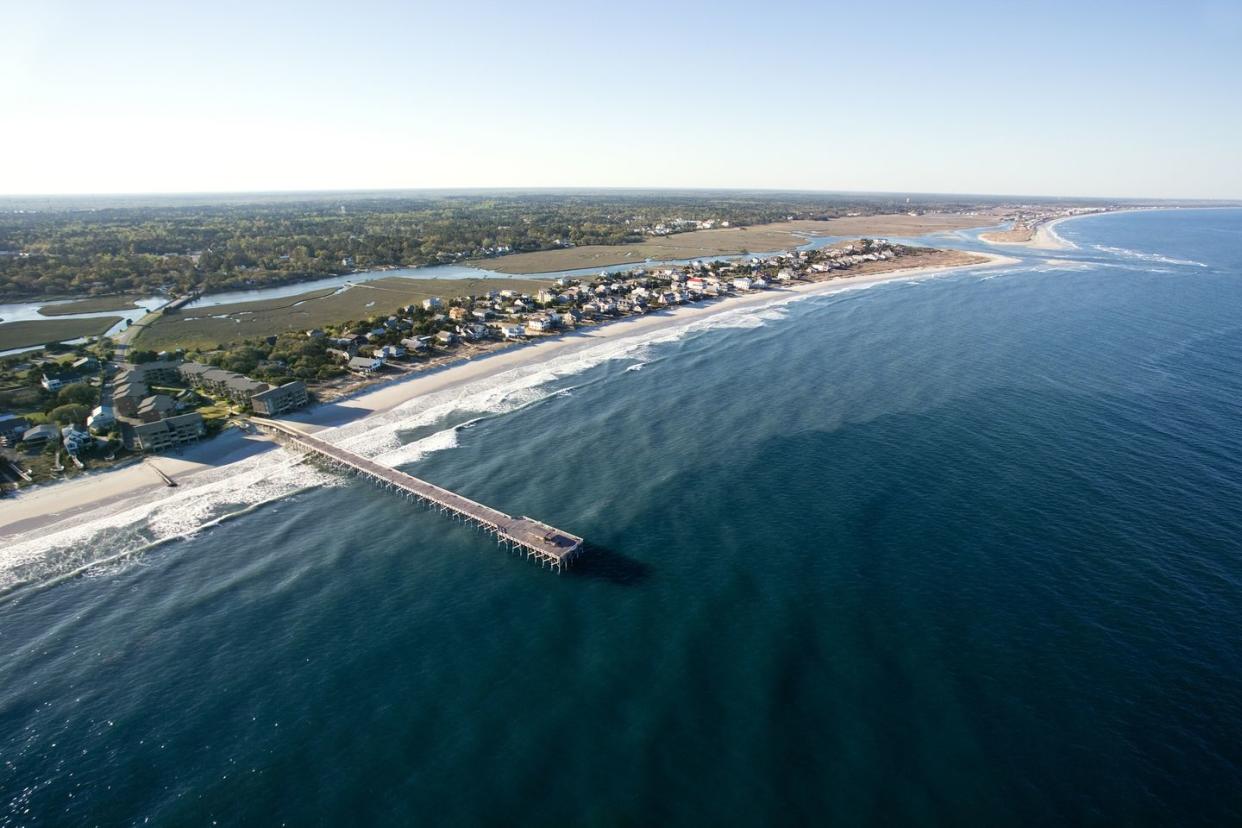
(980, 216), (1077, 250)
(0, 251), (1016, 540)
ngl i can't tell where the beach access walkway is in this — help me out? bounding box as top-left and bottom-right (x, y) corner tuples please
(249, 417), (585, 571)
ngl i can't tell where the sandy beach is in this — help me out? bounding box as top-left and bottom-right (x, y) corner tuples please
(981, 217), (1075, 250)
(0, 251), (1016, 539)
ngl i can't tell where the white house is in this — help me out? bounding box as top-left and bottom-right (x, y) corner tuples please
(422, 297), (443, 311)
(525, 317), (556, 334)
(378, 345), (405, 360)
(732, 277), (754, 291)
(88, 404), (115, 431)
(347, 356), (384, 374)
(62, 425), (94, 456)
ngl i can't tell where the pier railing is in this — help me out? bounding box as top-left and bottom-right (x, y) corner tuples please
(249, 417), (584, 571)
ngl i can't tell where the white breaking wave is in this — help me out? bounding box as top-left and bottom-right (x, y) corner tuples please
(1029, 261), (1100, 273)
(1094, 245), (1207, 268)
(0, 447), (339, 594)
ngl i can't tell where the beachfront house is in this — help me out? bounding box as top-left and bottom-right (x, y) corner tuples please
(348, 356), (384, 375)
(378, 344), (406, 360)
(458, 323), (489, 342)
(499, 325), (525, 340)
(61, 425), (95, 456)
(525, 316), (558, 333)
(732, 277), (754, 291)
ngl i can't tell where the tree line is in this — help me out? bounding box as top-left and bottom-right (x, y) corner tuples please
(0, 192), (987, 301)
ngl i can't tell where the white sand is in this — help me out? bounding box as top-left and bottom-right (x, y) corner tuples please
(0, 252), (1015, 538)
(1030, 217), (1077, 250)
(981, 218), (1074, 251)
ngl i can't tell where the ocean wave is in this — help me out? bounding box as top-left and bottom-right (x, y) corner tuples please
(371, 424), (462, 468)
(1029, 261), (1100, 273)
(0, 278), (913, 587)
(0, 449), (338, 595)
(1094, 245), (1207, 268)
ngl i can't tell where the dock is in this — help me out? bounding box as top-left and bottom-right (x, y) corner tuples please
(249, 417), (585, 571)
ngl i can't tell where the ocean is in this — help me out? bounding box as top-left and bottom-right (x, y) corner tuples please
(3, 209), (1241, 825)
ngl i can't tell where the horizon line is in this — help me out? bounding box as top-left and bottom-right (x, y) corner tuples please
(2, 185), (1239, 205)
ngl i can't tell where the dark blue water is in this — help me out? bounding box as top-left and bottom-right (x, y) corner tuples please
(3, 210), (1242, 825)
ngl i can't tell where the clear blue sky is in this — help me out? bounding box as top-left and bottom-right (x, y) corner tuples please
(3, 0), (1239, 199)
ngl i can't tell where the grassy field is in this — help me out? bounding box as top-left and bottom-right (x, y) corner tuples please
(38, 296), (145, 316)
(478, 213), (1002, 274)
(0, 316), (123, 351)
(134, 276), (549, 350)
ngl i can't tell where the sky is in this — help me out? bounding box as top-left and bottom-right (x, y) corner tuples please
(2, 0), (1240, 199)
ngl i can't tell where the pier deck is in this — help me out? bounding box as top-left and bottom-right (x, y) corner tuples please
(250, 417), (584, 571)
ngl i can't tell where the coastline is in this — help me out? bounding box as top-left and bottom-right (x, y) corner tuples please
(978, 205), (1231, 252)
(0, 251), (1016, 540)
(980, 216), (1077, 251)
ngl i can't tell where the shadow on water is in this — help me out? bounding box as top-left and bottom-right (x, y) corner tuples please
(567, 543), (653, 586)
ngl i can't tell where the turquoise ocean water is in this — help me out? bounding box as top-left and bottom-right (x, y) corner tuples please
(3, 209), (1241, 825)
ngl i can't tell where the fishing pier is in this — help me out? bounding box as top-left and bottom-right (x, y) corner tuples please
(249, 417), (585, 572)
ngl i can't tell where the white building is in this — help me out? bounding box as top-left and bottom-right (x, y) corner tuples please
(88, 404), (115, 431)
(347, 356), (384, 374)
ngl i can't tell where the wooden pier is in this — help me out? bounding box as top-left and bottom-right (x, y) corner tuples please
(249, 417), (585, 572)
